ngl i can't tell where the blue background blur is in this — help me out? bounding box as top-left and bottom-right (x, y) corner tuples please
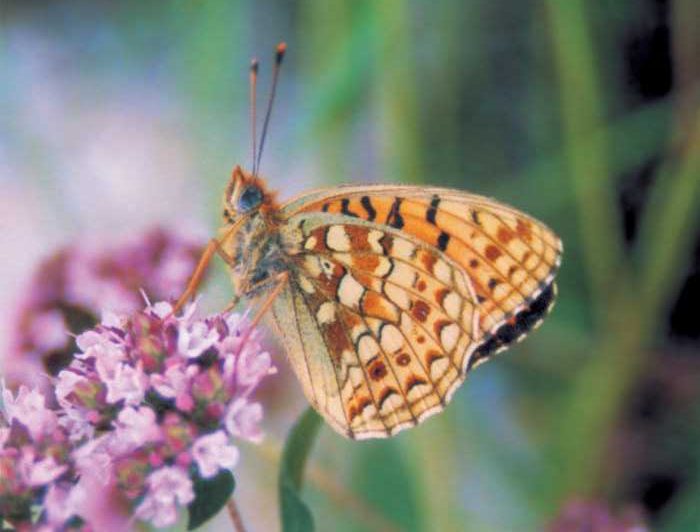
(1, 1), (699, 531)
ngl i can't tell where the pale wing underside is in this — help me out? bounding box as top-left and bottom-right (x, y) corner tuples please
(271, 186), (562, 439)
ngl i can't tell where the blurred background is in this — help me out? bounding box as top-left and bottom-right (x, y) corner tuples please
(1, 1), (699, 530)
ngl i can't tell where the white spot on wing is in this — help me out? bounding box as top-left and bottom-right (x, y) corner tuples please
(379, 392), (403, 414)
(327, 226), (351, 251)
(316, 302), (336, 325)
(304, 236), (318, 250)
(392, 237), (415, 259)
(304, 255), (322, 277)
(440, 323), (460, 352)
(298, 275), (316, 294)
(337, 273), (365, 309)
(368, 230), (384, 253)
(374, 256), (393, 277)
(387, 262), (417, 289)
(384, 283), (410, 310)
(379, 324), (404, 353)
(443, 292), (462, 320)
(434, 259), (452, 285)
(358, 334), (380, 363)
(429, 356), (450, 380)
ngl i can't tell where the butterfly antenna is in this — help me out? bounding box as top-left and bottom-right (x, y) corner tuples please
(250, 57), (259, 175)
(254, 41), (287, 177)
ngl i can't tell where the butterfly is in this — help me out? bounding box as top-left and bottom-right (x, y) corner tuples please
(173, 43), (563, 440)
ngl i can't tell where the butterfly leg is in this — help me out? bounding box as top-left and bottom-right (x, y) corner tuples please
(248, 271), (290, 329)
(231, 272), (289, 352)
(171, 238), (235, 315)
(222, 295), (241, 314)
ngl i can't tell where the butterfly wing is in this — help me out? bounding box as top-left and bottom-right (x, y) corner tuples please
(272, 186), (562, 439)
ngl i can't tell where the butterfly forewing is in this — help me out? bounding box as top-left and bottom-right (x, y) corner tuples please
(287, 188), (561, 334)
(271, 186), (562, 438)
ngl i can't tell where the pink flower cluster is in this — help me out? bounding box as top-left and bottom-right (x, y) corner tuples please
(56, 300), (275, 527)
(0, 297), (273, 529)
(9, 227), (204, 379)
(0, 384), (82, 528)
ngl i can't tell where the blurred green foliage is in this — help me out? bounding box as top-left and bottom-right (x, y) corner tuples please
(2, 0), (700, 530)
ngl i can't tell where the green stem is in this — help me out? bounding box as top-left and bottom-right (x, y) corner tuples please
(279, 408), (323, 532)
(373, 0), (423, 184)
(544, 0), (625, 319)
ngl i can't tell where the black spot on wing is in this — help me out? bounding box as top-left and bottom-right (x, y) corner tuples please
(437, 231), (450, 251)
(341, 198), (359, 218)
(467, 282), (556, 371)
(387, 198), (404, 229)
(360, 196), (377, 221)
(426, 196), (440, 225)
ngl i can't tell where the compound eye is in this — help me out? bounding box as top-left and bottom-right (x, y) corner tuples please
(237, 185), (263, 212)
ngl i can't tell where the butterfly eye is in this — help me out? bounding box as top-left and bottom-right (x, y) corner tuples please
(237, 185), (263, 212)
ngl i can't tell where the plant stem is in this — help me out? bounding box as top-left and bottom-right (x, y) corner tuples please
(256, 438), (399, 531)
(544, 0), (624, 319)
(227, 497), (247, 532)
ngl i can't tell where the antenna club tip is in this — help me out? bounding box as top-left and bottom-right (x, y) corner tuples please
(276, 42), (287, 60)
(250, 58), (259, 71)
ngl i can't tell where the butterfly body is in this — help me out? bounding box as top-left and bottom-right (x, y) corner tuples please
(218, 166), (562, 440)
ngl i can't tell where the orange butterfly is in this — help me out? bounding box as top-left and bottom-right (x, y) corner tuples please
(174, 43), (562, 440)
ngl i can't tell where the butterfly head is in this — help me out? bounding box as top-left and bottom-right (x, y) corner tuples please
(222, 166), (277, 224)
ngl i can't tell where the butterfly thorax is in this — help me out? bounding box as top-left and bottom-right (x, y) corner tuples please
(220, 211), (289, 299)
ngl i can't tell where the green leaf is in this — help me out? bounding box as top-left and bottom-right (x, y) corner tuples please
(351, 439), (424, 532)
(279, 408), (323, 532)
(187, 470), (235, 530)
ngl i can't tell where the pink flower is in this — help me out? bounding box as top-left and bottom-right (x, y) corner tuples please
(225, 398), (264, 443)
(18, 449), (67, 487)
(150, 362), (189, 399)
(135, 466), (194, 527)
(150, 362), (196, 412)
(55, 370), (90, 407)
(237, 347), (275, 388)
(1, 384), (57, 440)
(73, 435), (113, 480)
(44, 482), (86, 526)
(102, 362), (148, 405)
(113, 406), (161, 451)
(192, 430), (239, 478)
(177, 320), (219, 359)
(79, 334), (126, 366)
